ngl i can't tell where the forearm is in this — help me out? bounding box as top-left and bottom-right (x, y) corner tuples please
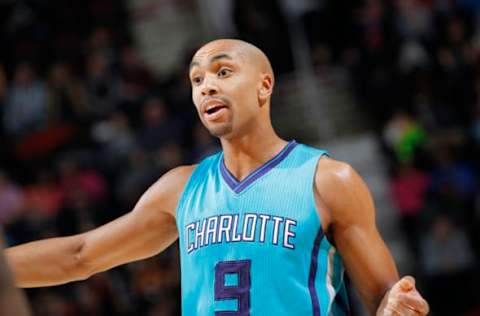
(5, 235), (89, 288)
(357, 285), (392, 316)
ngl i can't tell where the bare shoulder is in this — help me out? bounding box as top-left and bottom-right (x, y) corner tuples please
(134, 165), (197, 218)
(315, 156), (358, 190)
(314, 157), (374, 226)
(157, 165), (197, 187)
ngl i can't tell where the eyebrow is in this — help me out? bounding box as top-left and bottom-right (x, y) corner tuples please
(189, 53), (233, 72)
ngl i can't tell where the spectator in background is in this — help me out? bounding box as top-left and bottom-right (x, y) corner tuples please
(433, 16), (476, 128)
(0, 171), (25, 226)
(0, 64), (7, 104)
(383, 111), (426, 164)
(117, 46), (155, 123)
(189, 122), (220, 162)
(87, 27), (116, 67)
(55, 157), (113, 251)
(115, 149), (158, 210)
(137, 97), (183, 153)
(472, 78), (480, 143)
(427, 145), (478, 261)
(75, 273), (128, 315)
(118, 46), (153, 99)
(0, 65), (8, 166)
(421, 215), (476, 316)
(55, 188), (96, 237)
(348, 0), (401, 128)
(234, 0), (294, 74)
(413, 92), (439, 132)
(22, 170), (63, 237)
(133, 257), (178, 303)
(199, 0), (237, 37)
(161, 47), (198, 138)
(57, 158), (108, 206)
(115, 142), (184, 211)
(30, 290), (72, 316)
(85, 52), (120, 119)
(47, 62), (90, 124)
(397, 40), (430, 75)
(131, 249), (180, 315)
(3, 63), (48, 139)
(24, 169), (63, 219)
(429, 146), (477, 223)
(91, 111), (138, 174)
(390, 163), (430, 265)
(394, 0), (433, 41)
(153, 143), (184, 171)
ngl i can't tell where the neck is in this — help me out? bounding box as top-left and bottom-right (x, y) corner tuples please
(220, 123), (287, 181)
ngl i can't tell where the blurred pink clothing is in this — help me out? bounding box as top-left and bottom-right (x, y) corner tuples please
(0, 183), (25, 224)
(61, 170), (107, 203)
(24, 184), (63, 216)
(391, 168), (430, 216)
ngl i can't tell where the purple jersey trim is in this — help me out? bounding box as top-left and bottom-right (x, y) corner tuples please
(220, 140), (298, 194)
(309, 228), (324, 316)
(220, 161), (239, 188)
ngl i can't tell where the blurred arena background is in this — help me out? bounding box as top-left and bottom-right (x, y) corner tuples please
(0, 0), (479, 315)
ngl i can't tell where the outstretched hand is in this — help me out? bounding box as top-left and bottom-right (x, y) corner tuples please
(377, 276), (429, 316)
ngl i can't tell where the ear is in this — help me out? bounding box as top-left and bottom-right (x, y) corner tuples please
(258, 73), (274, 106)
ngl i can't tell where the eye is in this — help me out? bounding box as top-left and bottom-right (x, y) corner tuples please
(191, 76), (203, 85)
(217, 68), (232, 78)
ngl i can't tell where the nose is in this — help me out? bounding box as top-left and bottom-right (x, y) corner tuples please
(201, 75), (218, 96)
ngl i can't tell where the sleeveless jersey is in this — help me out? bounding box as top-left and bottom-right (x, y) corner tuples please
(176, 140), (349, 315)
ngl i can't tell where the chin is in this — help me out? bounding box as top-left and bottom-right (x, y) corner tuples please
(207, 124), (233, 138)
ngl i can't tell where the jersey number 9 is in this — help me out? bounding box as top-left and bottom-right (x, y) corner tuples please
(214, 260), (251, 316)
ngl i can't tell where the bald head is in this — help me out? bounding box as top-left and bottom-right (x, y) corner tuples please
(189, 39), (276, 139)
(191, 39), (274, 82)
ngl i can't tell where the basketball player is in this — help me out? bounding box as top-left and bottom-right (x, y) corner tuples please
(6, 39), (429, 315)
(0, 232), (30, 315)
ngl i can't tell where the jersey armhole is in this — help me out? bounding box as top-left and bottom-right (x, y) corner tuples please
(174, 164), (200, 222)
(310, 151), (331, 236)
(174, 153), (222, 222)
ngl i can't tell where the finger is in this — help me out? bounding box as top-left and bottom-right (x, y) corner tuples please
(396, 292), (429, 314)
(386, 304), (425, 316)
(383, 306), (403, 316)
(384, 304), (420, 316)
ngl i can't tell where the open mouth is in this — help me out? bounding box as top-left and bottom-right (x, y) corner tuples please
(206, 105), (227, 115)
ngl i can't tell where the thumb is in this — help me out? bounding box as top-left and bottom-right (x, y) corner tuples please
(397, 276), (415, 292)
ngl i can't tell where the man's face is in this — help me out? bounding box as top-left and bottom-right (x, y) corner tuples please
(189, 43), (261, 139)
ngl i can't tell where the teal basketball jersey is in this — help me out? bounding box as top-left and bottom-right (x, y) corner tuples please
(176, 140), (349, 315)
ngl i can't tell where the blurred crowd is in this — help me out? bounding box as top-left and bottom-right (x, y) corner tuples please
(0, 0), (479, 315)
(0, 0), (217, 315)
(339, 1), (480, 315)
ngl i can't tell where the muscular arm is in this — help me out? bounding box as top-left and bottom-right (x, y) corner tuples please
(0, 232), (30, 315)
(6, 165), (194, 288)
(315, 158), (399, 315)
